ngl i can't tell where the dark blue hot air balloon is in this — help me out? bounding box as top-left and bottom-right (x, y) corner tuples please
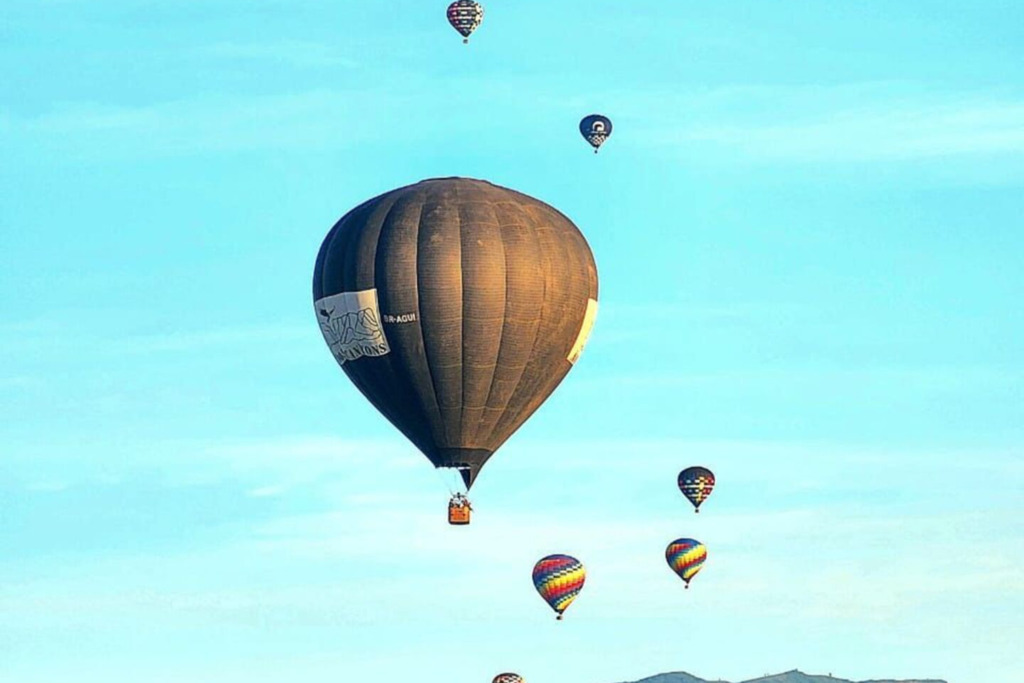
(579, 114), (612, 153)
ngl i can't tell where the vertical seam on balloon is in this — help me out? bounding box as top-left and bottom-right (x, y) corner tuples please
(493, 204), (568, 443)
(323, 197), (420, 452)
(319, 206), (395, 430)
(456, 181), (467, 451)
(473, 199), (524, 445)
(312, 221), (340, 300)
(362, 192), (421, 437)
(416, 184), (452, 450)
(539, 202), (598, 301)
(320, 211), (351, 294)
(488, 199), (547, 443)
(408, 189), (445, 441)
(469, 195), (506, 447)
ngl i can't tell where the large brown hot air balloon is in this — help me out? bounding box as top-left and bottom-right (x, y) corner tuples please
(312, 178), (598, 519)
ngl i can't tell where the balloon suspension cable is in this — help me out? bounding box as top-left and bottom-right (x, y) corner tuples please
(437, 466), (475, 508)
(434, 466), (461, 497)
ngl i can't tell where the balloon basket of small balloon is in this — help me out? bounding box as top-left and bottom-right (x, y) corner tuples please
(448, 497), (472, 525)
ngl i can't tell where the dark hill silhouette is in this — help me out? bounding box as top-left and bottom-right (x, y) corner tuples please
(618, 670), (946, 683)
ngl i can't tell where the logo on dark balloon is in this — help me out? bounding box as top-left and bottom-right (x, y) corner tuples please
(382, 312), (418, 324)
(585, 125), (608, 147)
(315, 290), (391, 365)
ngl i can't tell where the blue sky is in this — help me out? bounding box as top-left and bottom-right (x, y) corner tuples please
(1, 1), (1022, 682)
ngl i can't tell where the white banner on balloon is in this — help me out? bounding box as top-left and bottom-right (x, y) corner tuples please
(314, 289), (391, 365)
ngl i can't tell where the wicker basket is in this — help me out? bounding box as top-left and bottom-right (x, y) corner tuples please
(448, 498), (471, 525)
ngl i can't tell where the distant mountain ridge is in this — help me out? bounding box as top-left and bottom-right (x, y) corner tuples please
(619, 670), (947, 683)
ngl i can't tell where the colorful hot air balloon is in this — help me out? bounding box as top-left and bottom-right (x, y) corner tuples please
(579, 114), (612, 153)
(313, 178), (599, 512)
(532, 554), (585, 619)
(678, 466), (715, 513)
(447, 0), (484, 43)
(492, 675), (524, 683)
(665, 538), (706, 589)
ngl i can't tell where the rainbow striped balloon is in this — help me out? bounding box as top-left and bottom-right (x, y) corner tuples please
(532, 554), (585, 619)
(665, 538), (707, 588)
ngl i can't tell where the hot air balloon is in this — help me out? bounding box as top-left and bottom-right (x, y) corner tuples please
(678, 466), (715, 513)
(493, 675), (524, 683)
(447, 0), (484, 43)
(532, 554), (585, 619)
(313, 178), (599, 522)
(579, 114), (612, 153)
(665, 538), (706, 589)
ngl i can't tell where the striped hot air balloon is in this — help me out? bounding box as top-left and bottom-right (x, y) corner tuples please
(447, 0), (484, 43)
(532, 554), (585, 619)
(678, 466), (715, 513)
(665, 538), (706, 589)
(492, 674), (524, 683)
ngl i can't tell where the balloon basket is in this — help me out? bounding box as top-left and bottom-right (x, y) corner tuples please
(448, 496), (471, 525)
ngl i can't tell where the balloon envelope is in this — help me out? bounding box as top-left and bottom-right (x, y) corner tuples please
(532, 554), (585, 619)
(665, 538), (707, 587)
(579, 114), (613, 151)
(447, 0), (484, 41)
(493, 675), (524, 683)
(313, 178), (599, 489)
(678, 466), (715, 512)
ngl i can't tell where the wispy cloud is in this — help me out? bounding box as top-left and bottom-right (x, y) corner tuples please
(674, 101), (1024, 162)
(624, 83), (1024, 164)
(197, 41), (359, 69)
(4, 90), (363, 156)
(0, 78), (546, 158)
(8, 78), (1022, 170)
(0, 375), (41, 390)
(0, 317), (311, 356)
(24, 480), (70, 492)
(2, 434), (1019, 682)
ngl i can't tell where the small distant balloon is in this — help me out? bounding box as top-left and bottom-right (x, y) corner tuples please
(579, 114), (613, 153)
(665, 538), (706, 589)
(678, 466), (715, 513)
(447, 0), (484, 43)
(532, 554), (585, 620)
(493, 675), (524, 683)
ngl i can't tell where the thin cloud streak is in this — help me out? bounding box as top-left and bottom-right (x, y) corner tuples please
(5, 82), (1023, 167)
(623, 84), (1024, 163)
(674, 101), (1024, 162)
(0, 319), (312, 355)
(2, 491), (1019, 626)
(197, 41), (360, 69)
